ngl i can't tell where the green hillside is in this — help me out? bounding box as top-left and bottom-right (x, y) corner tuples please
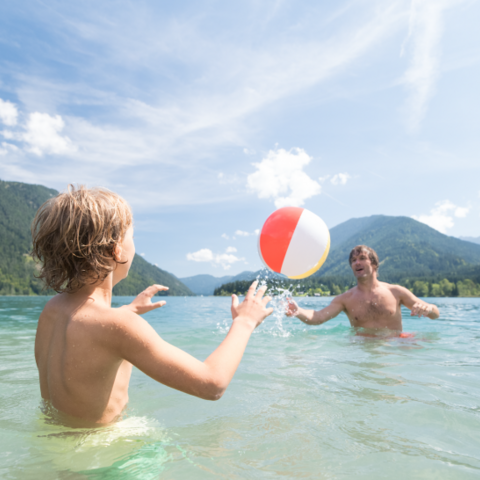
(0, 180), (193, 296)
(317, 215), (480, 279)
(113, 254), (193, 296)
(214, 215), (480, 297)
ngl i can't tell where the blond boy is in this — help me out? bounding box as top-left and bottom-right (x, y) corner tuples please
(32, 185), (272, 426)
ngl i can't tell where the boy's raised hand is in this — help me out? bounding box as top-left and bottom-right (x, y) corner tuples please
(231, 281), (273, 328)
(122, 284), (169, 315)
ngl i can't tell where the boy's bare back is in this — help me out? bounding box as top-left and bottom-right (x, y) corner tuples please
(35, 294), (133, 425)
(32, 186), (273, 426)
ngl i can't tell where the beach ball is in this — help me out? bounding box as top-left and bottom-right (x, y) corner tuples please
(258, 207), (330, 279)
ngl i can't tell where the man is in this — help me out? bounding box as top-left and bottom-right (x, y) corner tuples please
(286, 245), (439, 332)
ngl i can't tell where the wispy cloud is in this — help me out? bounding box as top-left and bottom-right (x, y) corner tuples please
(330, 173), (351, 186)
(0, 1), (405, 206)
(186, 247), (244, 270)
(0, 99), (18, 126)
(401, 0), (466, 132)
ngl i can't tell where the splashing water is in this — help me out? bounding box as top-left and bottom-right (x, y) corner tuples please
(215, 269), (299, 337)
(255, 269), (296, 337)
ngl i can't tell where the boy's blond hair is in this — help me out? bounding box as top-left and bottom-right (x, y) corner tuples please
(31, 185), (133, 293)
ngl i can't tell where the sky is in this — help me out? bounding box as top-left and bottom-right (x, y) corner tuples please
(1, 0), (480, 278)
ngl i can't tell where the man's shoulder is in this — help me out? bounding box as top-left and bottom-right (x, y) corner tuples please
(379, 282), (410, 296)
(335, 288), (356, 303)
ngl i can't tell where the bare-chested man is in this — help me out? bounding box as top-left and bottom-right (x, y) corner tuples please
(286, 245), (439, 332)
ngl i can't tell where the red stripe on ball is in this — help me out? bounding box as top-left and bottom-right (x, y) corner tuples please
(259, 207), (303, 273)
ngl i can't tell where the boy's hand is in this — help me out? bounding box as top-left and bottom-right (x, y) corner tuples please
(231, 281), (273, 328)
(122, 284), (169, 315)
(285, 298), (299, 317)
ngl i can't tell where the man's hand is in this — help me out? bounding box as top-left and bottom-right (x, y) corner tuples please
(410, 302), (433, 318)
(231, 281), (273, 328)
(285, 298), (299, 317)
(121, 284), (169, 315)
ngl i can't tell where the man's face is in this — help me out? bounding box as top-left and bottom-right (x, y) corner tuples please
(350, 250), (376, 278)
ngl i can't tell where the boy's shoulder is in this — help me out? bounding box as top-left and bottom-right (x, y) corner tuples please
(39, 294), (143, 336)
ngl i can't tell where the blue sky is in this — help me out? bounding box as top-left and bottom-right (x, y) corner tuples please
(1, 0), (480, 278)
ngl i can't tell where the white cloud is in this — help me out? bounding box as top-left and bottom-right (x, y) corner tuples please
(0, 130), (15, 140)
(233, 229), (259, 237)
(140, 253), (145, 257)
(412, 199), (469, 233)
(187, 248), (214, 262)
(226, 246), (237, 253)
(454, 206), (469, 218)
(0, 99), (18, 126)
(247, 147), (321, 208)
(221, 233), (230, 240)
(186, 247), (244, 270)
(401, 0), (464, 132)
(23, 112), (76, 156)
(330, 173), (351, 186)
(0, 142), (19, 156)
(0, 3), (406, 205)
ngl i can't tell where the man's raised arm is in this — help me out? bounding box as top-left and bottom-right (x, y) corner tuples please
(286, 295), (345, 325)
(397, 286), (440, 319)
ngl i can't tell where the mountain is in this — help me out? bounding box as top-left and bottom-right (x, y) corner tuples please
(460, 236), (480, 245)
(180, 274), (233, 295)
(180, 270), (258, 295)
(213, 215), (480, 294)
(112, 255), (193, 296)
(315, 215), (480, 280)
(0, 180), (193, 296)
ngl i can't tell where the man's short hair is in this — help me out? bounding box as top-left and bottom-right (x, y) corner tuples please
(32, 185), (133, 293)
(349, 245), (379, 271)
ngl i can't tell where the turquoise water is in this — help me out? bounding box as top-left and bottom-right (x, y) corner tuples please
(1, 296), (479, 479)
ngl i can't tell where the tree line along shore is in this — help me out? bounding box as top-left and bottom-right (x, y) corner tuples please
(213, 276), (480, 298)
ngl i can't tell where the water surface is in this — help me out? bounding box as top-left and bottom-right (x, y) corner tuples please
(0, 296), (479, 479)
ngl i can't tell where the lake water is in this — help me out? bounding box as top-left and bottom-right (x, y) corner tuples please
(0, 295), (479, 479)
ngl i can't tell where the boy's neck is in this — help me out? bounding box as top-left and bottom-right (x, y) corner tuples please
(72, 273), (114, 307)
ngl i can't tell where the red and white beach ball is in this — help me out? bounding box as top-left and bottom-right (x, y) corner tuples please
(258, 207), (330, 279)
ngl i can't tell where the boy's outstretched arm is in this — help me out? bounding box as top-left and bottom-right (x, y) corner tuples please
(286, 296), (344, 325)
(109, 281), (273, 401)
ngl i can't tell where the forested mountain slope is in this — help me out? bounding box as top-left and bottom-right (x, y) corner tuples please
(0, 180), (193, 296)
(316, 215), (480, 279)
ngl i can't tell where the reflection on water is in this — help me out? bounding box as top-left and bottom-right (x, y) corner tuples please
(1, 296), (480, 479)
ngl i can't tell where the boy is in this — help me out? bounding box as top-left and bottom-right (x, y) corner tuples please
(32, 185), (272, 426)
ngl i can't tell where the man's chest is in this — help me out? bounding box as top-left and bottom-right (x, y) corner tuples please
(345, 293), (399, 323)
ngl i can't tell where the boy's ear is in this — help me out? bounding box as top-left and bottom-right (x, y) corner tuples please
(114, 244), (122, 262)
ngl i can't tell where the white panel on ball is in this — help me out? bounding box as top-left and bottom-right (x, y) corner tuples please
(280, 209), (330, 278)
